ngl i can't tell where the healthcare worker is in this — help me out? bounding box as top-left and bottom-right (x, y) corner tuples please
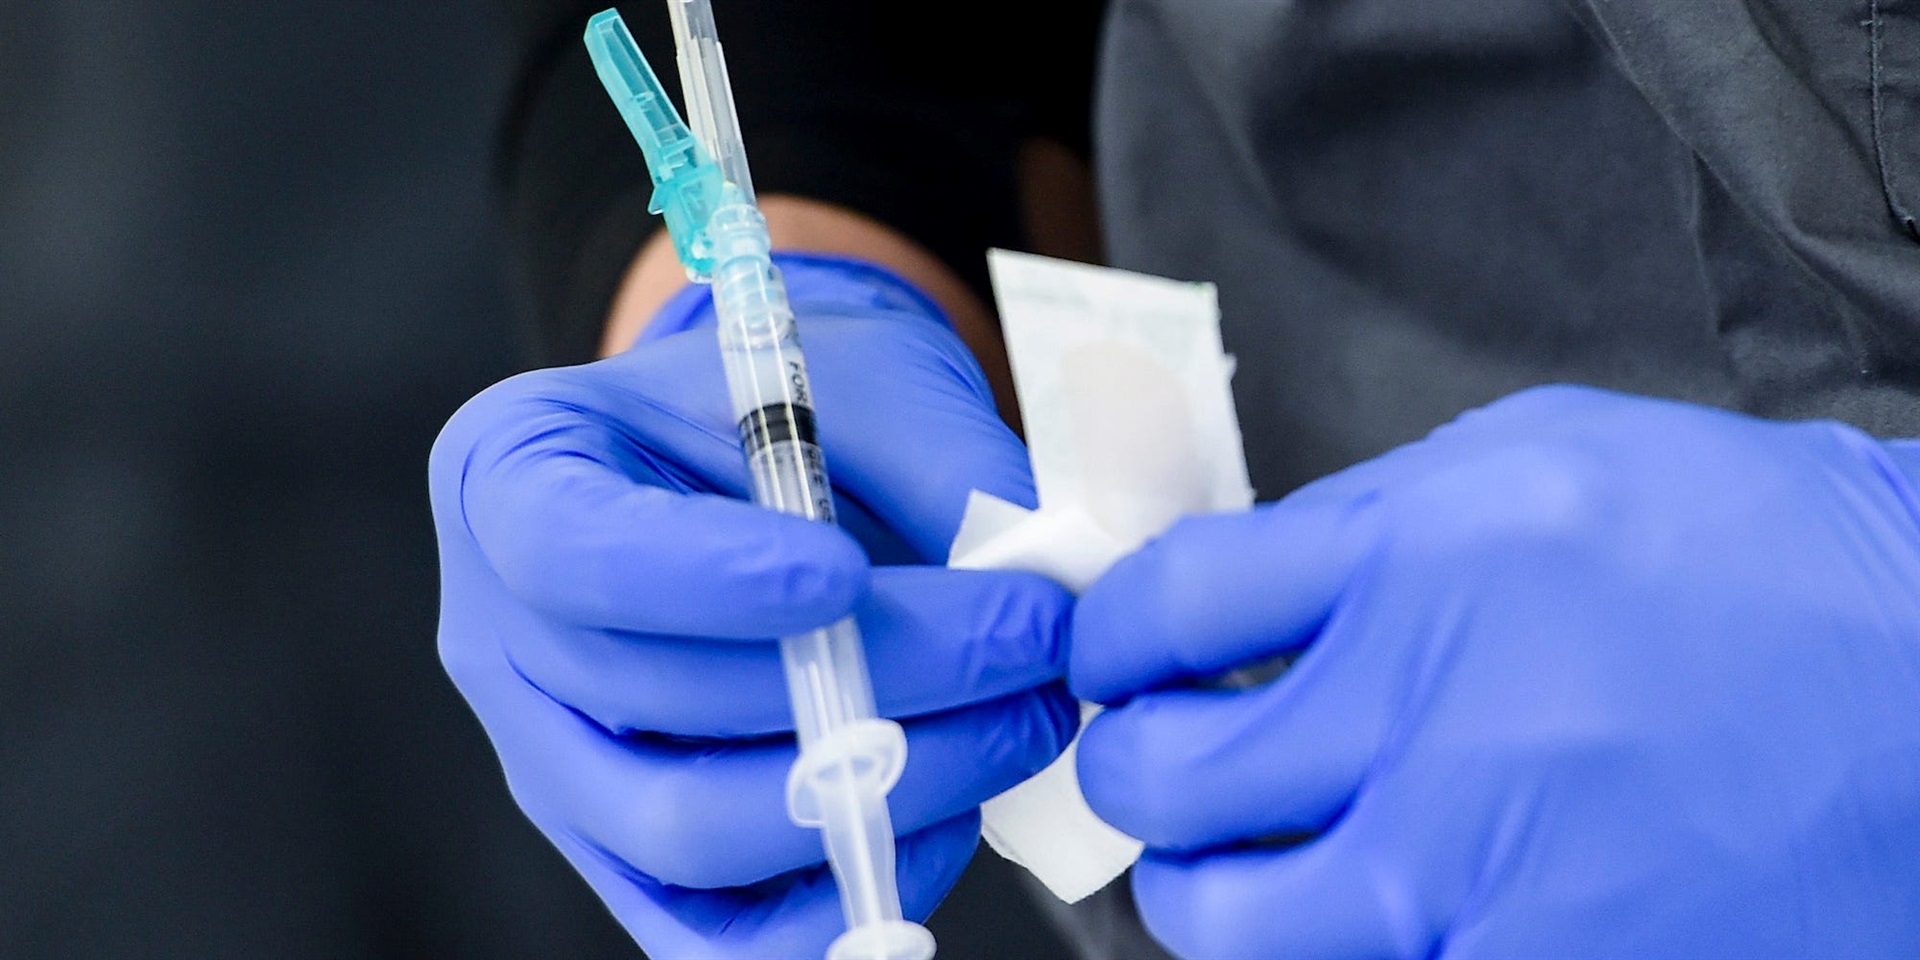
(433, 1), (1920, 956)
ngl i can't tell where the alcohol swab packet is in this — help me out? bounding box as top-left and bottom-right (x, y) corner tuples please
(948, 250), (1254, 903)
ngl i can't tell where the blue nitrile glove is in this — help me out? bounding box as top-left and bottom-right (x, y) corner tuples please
(430, 254), (1077, 958)
(1070, 385), (1920, 959)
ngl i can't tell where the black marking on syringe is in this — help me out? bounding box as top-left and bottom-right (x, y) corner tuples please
(739, 402), (818, 452)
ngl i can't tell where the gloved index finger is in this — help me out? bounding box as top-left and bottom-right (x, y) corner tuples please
(1069, 466), (1389, 704)
(444, 376), (869, 640)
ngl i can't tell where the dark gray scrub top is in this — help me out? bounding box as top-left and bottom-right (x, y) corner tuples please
(1101, 0), (1920, 503)
(1051, 1), (1920, 954)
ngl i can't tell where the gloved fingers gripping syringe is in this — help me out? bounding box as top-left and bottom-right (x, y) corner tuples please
(585, 7), (935, 959)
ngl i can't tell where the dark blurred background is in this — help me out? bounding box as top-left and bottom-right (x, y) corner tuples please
(0, 2), (1062, 957)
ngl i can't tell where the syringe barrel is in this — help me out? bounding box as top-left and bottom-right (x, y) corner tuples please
(708, 204), (888, 743)
(710, 206), (828, 515)
(779, 617), (879, 745)
(708, 200), (931, 960)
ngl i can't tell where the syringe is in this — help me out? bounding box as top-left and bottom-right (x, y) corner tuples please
(583, 8), (937, 960)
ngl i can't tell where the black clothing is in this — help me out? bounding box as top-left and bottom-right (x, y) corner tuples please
(1, 3), (632, 956)
(499, 0), (1104, 365)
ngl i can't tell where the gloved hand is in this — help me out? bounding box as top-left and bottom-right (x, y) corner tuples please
(1070, 385), (1920, 959)
(430, 254), (1077, 958)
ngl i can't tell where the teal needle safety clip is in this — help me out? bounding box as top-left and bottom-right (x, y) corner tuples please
(583, 10), (725, 279)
